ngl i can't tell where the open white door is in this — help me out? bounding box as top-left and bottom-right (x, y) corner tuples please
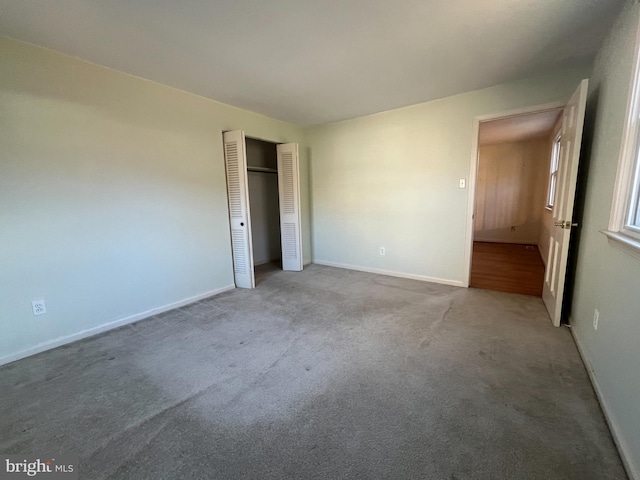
(277, 143), (303, 271)
(542, 79), (589, 326)
(223, 130), (255, 289)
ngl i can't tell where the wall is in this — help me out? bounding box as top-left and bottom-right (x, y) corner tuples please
(569, 2), (640, 477)
(474, 138), (550, 244)
(307, 65), (591, 285)
(246, 138), (281, 266)
(0, 38), (308, 364)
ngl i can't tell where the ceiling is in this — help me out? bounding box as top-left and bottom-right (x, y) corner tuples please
(0, 0), (625, 126)
(479, 109), (561, 146)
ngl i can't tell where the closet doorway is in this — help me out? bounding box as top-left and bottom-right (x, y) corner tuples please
(246, 137), (281, 275)
(223, 131), (303, 289)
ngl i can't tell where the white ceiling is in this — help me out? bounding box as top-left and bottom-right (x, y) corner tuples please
(0, 0), (624, 126)
(479, 109), (561, 146)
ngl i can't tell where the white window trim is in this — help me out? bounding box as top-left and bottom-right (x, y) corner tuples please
(602, 18), (640, 261)
(546, 132), (562, 210)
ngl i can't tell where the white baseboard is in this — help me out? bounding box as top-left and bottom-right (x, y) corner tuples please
(473, 238), (539, 245)
(312, 260), (465, 287)
(570, 323), (638, 480)
(0, 284), (236, 367)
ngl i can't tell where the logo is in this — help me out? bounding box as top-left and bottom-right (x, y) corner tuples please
(0, 456), (77, 480)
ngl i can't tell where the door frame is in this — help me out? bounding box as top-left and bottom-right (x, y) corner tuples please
(463, 101), (566, 288)
(222, 130), (303, 287)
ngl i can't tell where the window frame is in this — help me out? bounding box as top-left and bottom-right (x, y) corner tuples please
(546, 132), (562, 210)
(603, 19), (640, 259)
(621, 142), (640, 238)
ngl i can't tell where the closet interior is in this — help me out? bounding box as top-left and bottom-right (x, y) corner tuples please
(245, 137), (282, 269)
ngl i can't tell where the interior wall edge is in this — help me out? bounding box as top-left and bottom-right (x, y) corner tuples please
(570, 323), (639, 480)
(538, 248), (548, 267)
(312, 261), (465, 288)
(0, 284), (235, 368)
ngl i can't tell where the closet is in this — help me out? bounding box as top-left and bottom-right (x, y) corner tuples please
(246, 137), (281, 268)
(222, 130), (302, 289)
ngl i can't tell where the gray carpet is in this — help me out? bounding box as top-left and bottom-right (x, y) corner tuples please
(0, 264), (626, 479)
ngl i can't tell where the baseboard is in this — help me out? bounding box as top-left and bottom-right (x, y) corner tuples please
(0, 284), (236, 367)
(312, 260), (465, 287)
(570, 323), (639, 480)
(473, 238), (540, 245)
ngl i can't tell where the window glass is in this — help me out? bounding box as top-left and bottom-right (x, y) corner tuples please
(547, 135), (561, 208)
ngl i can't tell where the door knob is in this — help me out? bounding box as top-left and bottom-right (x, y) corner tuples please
(554, 220), (578, 229)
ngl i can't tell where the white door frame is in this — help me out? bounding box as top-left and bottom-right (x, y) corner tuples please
(223, 131), (303, 285)
(463, 101), (566, 288)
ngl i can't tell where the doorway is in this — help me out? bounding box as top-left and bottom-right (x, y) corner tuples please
(471, 108), (562, 297)
(222, 130), (303, 290)
(465, 79), (589, 326)
(245, 137), (282, 280)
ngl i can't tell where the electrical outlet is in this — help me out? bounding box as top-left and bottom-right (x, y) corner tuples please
(593, 309), (599, 330)
(32, 299), (47, 316)
(379, 247), (386, 256)
(459, 178), (466, 189)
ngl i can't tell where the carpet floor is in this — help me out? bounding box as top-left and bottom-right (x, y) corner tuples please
(0, 264), (626, 479)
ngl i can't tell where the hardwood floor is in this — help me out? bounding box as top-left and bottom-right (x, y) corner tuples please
(470, 242), (545, 297)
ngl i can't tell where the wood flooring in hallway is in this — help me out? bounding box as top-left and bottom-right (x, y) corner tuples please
(470, 241), (545, 297)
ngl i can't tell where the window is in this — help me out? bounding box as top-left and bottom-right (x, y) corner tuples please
(546, 134), (561, 209)
(624, 149), (640, 236)
(603, 24), (640, 259)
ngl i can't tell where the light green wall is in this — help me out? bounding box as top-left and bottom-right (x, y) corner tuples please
(570, 3), (640, 477)
(307, 65), (591, 284)
(0, 38), (309, 363)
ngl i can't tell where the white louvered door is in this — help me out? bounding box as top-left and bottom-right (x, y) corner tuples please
(223, 130), (255, 288)
(277, 143), (303, 271)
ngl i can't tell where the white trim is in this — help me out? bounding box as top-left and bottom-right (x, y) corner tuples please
(313, 260), (465, 287)
(464, 101), (566, 287)
(609, 17), (640, 233)
(473, 102), (565, 123)
(546, 132), (562, 208)
(0, 284), (236, 367)
(472, 237), (541, 245)
(570, 324), (639, 480)
(601, 229), (640, 261)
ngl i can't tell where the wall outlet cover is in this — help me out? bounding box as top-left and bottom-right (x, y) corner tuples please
(32, 299), (47, 316)
(379, 247), (386, 256)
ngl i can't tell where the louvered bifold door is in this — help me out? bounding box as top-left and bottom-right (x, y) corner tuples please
(223, 130), (255, 288)
(277, 143), (303, 271)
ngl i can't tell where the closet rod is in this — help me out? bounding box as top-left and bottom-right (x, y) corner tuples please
(247, 166), (278, 174)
